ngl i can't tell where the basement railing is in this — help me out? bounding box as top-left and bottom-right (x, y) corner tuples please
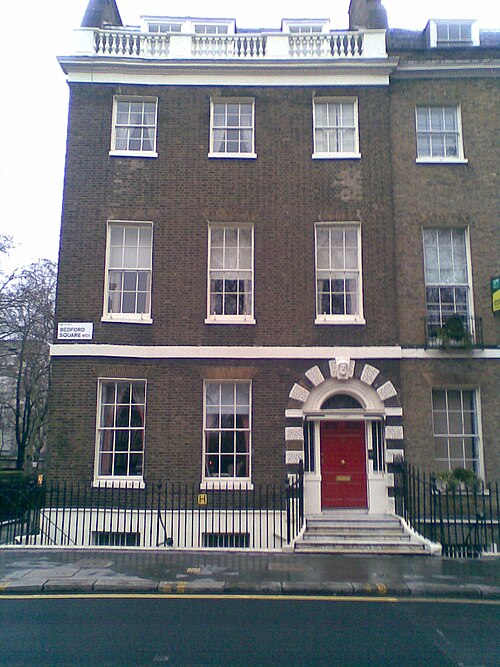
(394, 462), (499, 558)
(0, 472), (304, 551)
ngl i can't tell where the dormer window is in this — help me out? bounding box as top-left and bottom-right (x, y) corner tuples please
(428, 20), (479, 48)
(282, 19), (329, 34)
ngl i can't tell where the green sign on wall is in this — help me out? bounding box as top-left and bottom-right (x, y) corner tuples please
(492, 276), (500, 315)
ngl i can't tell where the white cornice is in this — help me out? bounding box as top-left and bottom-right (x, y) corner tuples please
(391, 59), (500, 79)
(49, 344), (500, 360)
(57, 56), (399, 87)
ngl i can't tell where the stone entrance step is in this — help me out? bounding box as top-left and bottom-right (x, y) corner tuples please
(294, 513), (433, 555)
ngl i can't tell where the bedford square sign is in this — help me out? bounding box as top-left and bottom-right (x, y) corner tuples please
(57, 323), (94, 340)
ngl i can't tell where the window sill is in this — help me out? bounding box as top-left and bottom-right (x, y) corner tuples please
(201, 480), (254, 490)
(416, 157), (468, 165)
(92, 479), (145, 489)
(208, 153), (257, 159)
(102, 315), (153, 325)
(109, 150), (158, 158)
(205, 316), (256, 325)
(315, 317), (366, 325)
(312, 153), (361, 160)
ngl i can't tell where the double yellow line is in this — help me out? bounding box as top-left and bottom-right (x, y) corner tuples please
(0, 593), (499, 605)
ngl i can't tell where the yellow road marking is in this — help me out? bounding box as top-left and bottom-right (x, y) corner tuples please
(0, 593), (498, 605)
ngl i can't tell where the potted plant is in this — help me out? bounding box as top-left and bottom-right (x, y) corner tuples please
(436, 314), (471, 349)
(436, 467), (479, 492)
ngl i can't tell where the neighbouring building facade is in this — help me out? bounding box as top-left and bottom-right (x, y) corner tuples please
(48, 0), (499, 543)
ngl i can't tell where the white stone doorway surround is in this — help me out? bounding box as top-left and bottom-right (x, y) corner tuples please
(284, 360), (405, 516)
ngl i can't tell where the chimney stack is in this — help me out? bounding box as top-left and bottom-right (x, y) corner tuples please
(349, 0), (388, 30)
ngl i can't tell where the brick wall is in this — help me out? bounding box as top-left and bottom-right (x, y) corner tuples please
(47, 357), (403, 485)
(56, 83), (398, 347)
(390, 77), (500, 347)
(400, 359), (500, 480)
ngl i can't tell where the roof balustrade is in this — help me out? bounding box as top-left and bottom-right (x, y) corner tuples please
(72, 27), (388, 60)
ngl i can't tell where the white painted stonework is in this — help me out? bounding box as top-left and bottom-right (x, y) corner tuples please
(385, 425), (404, 440)
(285, 409), (303, 418)
(305, 366), (325, 387)
(377, 381), (397, 401)
(385, 407), (403, 417)
(285, 451), (304, 465)
(50, 344), (500, 360)
(329, 358), (355, 380)
(289, 384), (310, 403)
(285, 427), (304, 442)
(385, 449), (404, 463)
(360, 363), (380, 385)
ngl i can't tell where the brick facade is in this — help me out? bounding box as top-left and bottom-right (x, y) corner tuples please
(57, 84), (398, 347)
(49, 6), (500, 497)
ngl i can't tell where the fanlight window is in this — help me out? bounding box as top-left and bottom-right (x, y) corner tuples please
(320, 394), (363, 410)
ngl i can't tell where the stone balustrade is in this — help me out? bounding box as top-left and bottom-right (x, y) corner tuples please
(73, 28), (387, 60)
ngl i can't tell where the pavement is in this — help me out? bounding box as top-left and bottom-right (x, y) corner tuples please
(0, 548), (499, 598)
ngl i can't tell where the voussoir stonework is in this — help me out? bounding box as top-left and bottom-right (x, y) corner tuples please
(360, 363), (380, 386)
(305, 365), (325, 387)
(289, 384), (310, 403)
(377, 381), (397, 401)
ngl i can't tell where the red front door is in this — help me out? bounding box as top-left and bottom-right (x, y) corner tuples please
(320, 421), (367, 509)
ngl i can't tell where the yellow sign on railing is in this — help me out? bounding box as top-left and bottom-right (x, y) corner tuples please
(492, 276), (500, 315)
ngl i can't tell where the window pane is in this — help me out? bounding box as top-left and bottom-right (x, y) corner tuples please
(417, 135), (431, 157)
(447, 390), (462, 411)
(416, 108), (430, 131)
(448, 437), (464, 461)
(206, 432), (219, 453)
(432, 390), (446, 411)
(317, 248), (329, 270)
(434, 437), (449, 460)
(430, 108), (444, 131)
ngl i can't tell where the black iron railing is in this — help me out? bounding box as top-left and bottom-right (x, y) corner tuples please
(0, 472), (304, 550)
(394, 462), (499, 558)
(424, 314), (483, 349)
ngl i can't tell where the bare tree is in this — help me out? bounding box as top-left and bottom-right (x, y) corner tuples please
(0, 258), (56, 470)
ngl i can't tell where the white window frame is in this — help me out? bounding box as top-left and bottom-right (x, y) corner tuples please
(209, 98), (256, 159)
(314, 222), (365, 325)
(102, 221), (154, 324)
(415, 105), (467, 164)
(423, 227), (475, 334)
(93, 378), (147, 488)
(431, 388), (484, 479)
(312, 98), (361, 159)
(110, 96), (158, 158)
(201, 380), (253, 490)
(206, 224), (255, 325)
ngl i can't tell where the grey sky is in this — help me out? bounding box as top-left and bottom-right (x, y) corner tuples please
(0, 0), (498, 271)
